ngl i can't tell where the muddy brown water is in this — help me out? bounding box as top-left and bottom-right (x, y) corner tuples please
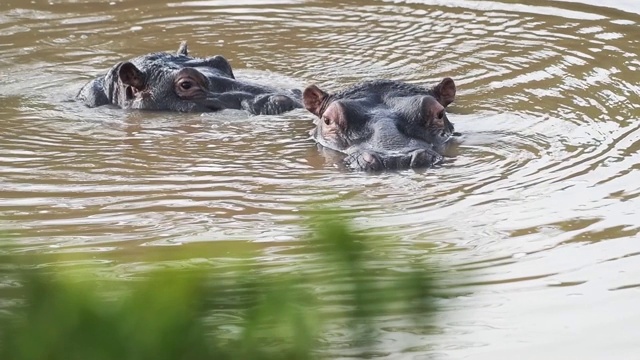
(1, 0), (640, 358)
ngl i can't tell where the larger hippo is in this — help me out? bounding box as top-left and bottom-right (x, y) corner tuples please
(77, 42), (302, 115)
(303, 78), (458, 171)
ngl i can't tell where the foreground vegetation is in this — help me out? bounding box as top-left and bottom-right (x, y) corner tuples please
(0, 217), (441, 359)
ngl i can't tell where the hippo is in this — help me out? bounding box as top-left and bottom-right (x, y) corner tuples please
(77, 42), (302, 115)
(303, 78), (459, 171)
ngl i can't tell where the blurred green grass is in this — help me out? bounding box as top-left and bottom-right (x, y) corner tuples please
(0, 216), (442, 360)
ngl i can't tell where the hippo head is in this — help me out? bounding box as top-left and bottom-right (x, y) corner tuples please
(113, 42), (238, 112)
(79, 42), (303, 115)
(79, 42), (241, 112)
(302, 78), (458, 171)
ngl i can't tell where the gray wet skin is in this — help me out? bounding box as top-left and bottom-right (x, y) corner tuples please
(77, 42), (302, 115)
(303, 78), (458, 172)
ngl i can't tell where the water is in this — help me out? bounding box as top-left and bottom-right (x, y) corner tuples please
(1, 0), (640, 358)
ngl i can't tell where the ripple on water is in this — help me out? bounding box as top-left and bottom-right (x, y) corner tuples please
(0, 0), (638, 250)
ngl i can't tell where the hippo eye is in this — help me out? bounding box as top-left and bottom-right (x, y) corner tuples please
(322, 117), (331, 125)
(180, 81), (193, 90)
(437, 110), (444, 120)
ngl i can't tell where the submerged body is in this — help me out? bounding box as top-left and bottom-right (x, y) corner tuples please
(77, 42), (302, 115)
(303, 78), (458, 171)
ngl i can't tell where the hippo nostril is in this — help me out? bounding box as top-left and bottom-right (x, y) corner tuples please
(125, 86), (134, 100)
(200, 97), (226, 111)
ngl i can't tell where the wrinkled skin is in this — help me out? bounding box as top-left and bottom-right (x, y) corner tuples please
(303, 78), (459, 171)
(77, 42), (302, 115)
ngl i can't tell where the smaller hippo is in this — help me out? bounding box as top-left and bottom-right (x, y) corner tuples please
(303, 78), (459, 171)
(77, 42), (302, 115)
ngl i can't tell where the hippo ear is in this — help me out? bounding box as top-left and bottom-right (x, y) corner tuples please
(208, 55), (235, 79)
(432, 77), (456, 107)
(177, 41), (188, 56)
(303, 85), (329, 117)
(118, 62), (145, 90)
(422, 96), (446, 128)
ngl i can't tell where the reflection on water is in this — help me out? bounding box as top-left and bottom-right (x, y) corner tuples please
(1, 0), (640, 358)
